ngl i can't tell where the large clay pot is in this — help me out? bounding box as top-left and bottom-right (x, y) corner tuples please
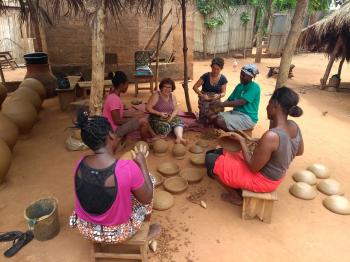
(13, 87), (42, 111)
(0, 113), (19, 150)
(25, 63), (57, 98)
(0, 82), (7, 107)
(2, 98), (37, 134)
(153, 139), (168, 157)
(0, 138), (11, 184)
(19, 78), (46, 100)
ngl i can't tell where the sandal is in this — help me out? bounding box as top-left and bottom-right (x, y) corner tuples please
(3, 231), (34, 258)
(0, 231), (23, 242)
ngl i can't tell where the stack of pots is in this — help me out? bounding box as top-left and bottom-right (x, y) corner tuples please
(0, 78), (46, 184)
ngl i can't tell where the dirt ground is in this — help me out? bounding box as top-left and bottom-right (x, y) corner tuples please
(1, 53), (350, 262)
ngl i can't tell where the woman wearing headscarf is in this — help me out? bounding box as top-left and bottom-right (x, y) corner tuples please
(210, 64), (260, 132)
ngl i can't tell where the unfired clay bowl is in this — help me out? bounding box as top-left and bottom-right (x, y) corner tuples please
(317, 179), (344, 196)
(152, 171), (164, 187)
(172, 144), (186, 160)
(196, 140), (209, 148)
(157, 162), (180, 176)
(180, 168), (204, 183)
(190, 154), (205, 166)
(292, 170), (317, 185)
(323, 195), (350, 215)
(289, 182), (317, 200)
(153, 190), (174, 211)
(153, 139), (168, 157)
(164, 176), (189, 194)
(307, 164), (330, 179)
(189, 145), (204, 154)
(218, 136), (241, 152)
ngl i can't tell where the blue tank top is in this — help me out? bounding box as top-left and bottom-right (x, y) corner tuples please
(200, 72), (228, 94)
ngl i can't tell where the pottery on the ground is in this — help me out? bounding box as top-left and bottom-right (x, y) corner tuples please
(2, 99), (37, 134)
(307, 164), (330, 179)
(317, 179), (344, 196)
(172, 144), (186, 160)
(196, 140), (209, 148)
(0, 82), (7, 107)
(0, 138), (11, 184)
(292, 170), (317, 185)
(151, 172), (164, 187)
(180, 168), (204, 183)
(323, 195), (350, 215)
(153, 190), (174, 211)
(164, 176), (189, 194)
(189, 145), (204, 154)
(218, 136), (241, 152)
(19, 78), (46, 100)
(13, 87), (42, 111)
(190, 154), (205, 166)
(0, 113), (19, 150)
(153, 139), (168, 157)
(289, 182), (317, 200)
(157, 162), (180, 176)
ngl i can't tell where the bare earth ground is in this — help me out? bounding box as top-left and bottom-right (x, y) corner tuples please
(1, 53), (350, 262)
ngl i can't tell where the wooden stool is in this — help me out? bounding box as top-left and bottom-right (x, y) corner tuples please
(242, 190), (278, 223)
(91, 222), (149, 262)
(134, 75), (154, 97)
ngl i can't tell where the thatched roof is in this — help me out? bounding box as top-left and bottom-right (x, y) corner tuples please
(298, 2), (350, 61)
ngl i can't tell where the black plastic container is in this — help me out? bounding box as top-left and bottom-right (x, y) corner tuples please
(24, 52), (48, 64)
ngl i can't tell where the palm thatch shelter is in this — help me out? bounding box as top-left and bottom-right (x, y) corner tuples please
(298, 2), (350, 90)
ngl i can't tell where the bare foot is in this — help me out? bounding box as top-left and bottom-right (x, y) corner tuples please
(147, 223), (162, 240)
(220, 192), (243, 206)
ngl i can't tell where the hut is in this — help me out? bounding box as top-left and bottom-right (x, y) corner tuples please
(298, 2), (350, 91)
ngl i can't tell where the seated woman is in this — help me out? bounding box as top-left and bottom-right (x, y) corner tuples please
(205, 87), (304, 205)
(69, 111), (160, 243)
(192, 57), (227, 124)
(103, 71), (153, 141)
(146, 78), (187, 145)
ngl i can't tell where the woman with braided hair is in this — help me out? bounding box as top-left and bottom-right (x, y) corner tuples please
(69, 111), (161, 243)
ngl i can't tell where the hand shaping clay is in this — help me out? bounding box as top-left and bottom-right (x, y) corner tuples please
(307, 164), (330, 179)
(218, 136), (241, 152)
(292, 170), (317, 185)
(289, 182), (317, 200)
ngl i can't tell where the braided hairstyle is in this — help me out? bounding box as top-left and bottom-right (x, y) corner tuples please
(74, 110), (112, 151)
(271, 87), (303, 117)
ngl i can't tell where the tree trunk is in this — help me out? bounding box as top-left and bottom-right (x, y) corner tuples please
(203, 14), (208, 59)
(243, 24), (248, 58)
(181, 0), (192, 113)
(155, 0), (164, 90)
(338, 55), (345, 79)
(89, 1), (106, 115)
(38, 23), (48, 54)
(275, 0), (309, 89)
(0, 65), (5, 84)
(21, 21), (30, 54)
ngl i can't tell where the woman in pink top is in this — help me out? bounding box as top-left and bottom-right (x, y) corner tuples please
(69, 111), (161, 243)
(146, 78), (187, 144)
(103, 71), (152, 141)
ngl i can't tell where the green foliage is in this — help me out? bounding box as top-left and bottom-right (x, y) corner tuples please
(240, 11), (251, 24)
(204, 16), (225, 29)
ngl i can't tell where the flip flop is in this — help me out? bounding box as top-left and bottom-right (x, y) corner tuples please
(3, 231), (34, 258)
(0, 231), (23, 242)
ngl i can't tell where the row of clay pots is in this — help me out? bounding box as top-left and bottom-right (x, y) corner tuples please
(0, 78), (46, 184)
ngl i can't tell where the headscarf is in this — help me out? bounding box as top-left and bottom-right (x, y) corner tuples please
(241, 64), (259, 78)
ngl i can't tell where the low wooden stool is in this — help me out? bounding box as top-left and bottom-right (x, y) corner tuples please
(242, 190), (278, 223)
(134, 75), (154, 97)
(91, 222), (149, 262)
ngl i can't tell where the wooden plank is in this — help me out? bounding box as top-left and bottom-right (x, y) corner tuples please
(242, 190), (278, 201)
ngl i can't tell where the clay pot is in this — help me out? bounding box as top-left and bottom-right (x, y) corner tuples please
(307, 164), (330, 179)
(196, 140), (209, 148)
(153, 191), (174, 211)
(2, 98), (37, 134)
(172, 144), (186, 160)
(0, 82), (7, 107)
(180, 168), (204, 183)
(157, 162), (180, 176)
(190, 154), (205, 166)
(317, 179), (344, 196)
(323, 195), (350, 215)
(13, 87), (42, 111)
(71, 129), (82, 140)
(164, 177), (189, 194)
(0, 138), (12, 184)
(25, 64), (57, 97)
(292, 170), (317, 185)
(189, 145), (203, 154)
(153, 139), (168, 157)
(19, 78), (46, 100)
(289, 182), (317, 200)
(0, 113), (19, 150)
(218, 136), (241, 152)
(151, 172), (164, 187)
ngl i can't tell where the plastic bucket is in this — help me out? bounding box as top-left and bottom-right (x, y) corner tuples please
(24, 198), (60, 241)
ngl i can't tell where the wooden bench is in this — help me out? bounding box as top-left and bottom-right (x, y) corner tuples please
(267, 64), (295, 79)
(91, 222), (149, 262)
(242, 190), (278, 223)
(56, 75), (83, 111)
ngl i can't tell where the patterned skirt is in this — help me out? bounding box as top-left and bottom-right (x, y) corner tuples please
(198, 92), (222, 124)
(149, 114), (184, 136)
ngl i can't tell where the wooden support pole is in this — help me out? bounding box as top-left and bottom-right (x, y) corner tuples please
(21, 21), (30, 54)
(89, 1), (106, 115)
(0, 65), (5, 84)
(337, 55), (345, 79)
(154, 0), (164, 90)
(320, 37), (342, 89)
